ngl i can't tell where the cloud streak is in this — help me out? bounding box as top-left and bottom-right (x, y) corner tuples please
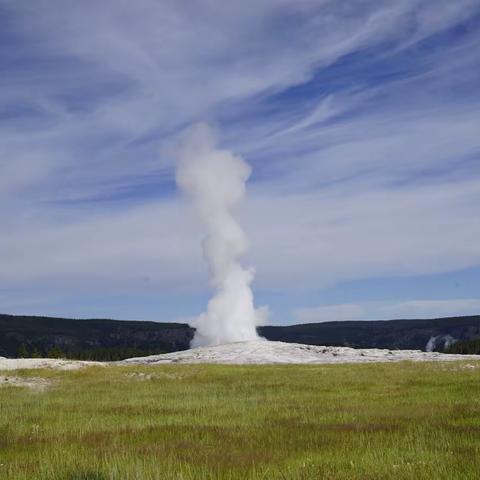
(295, 299), (480, 323)
(0, 1), (479, 321)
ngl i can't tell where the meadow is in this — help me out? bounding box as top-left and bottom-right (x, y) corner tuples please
(1, 361), (480, 479)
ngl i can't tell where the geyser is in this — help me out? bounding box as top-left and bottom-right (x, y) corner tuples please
(175, 124), (267, 347)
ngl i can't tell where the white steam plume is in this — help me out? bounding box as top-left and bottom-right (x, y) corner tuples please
(175, 124), (267, 347)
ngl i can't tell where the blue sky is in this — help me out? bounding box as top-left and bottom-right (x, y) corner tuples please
(1, 0), (480, 324)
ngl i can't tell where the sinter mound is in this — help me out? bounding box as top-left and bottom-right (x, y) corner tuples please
(122, 340), (479, 365)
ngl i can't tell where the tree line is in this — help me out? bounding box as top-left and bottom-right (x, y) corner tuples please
(16, 338), (480, 359)
(444, 338), (480, 355)
(16, 343), (164, 361)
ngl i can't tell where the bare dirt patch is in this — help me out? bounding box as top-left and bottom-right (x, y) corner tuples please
(0, 358), (102, 371)
(0, 375), (52, 391)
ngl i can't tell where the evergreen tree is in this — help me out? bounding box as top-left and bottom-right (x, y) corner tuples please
(31, 347), (42, 358)
(444, 338), (480, 355)
(17, 343), (29, 358)
(47, 346), (65, 359)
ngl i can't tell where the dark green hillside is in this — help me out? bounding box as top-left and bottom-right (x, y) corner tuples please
(1, 313), (480, 358)
(260, 315), (480, 351)
(0, 314), (193, 359)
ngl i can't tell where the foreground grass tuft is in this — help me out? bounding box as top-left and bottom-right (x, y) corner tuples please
(1, 361), (480, 479)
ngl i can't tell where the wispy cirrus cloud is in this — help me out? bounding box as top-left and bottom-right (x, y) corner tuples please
(295, 299), (480, 323)
(0, 0), (479, 321)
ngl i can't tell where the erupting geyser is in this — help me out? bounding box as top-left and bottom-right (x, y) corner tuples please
(175, 124), (267, 347)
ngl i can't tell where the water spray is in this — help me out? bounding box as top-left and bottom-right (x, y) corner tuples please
(175, 124), (267, 347)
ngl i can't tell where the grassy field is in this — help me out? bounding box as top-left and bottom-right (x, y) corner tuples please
(1, 361), (480, 479)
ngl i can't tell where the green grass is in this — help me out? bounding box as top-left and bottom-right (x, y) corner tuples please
(1, 361), (480, 479)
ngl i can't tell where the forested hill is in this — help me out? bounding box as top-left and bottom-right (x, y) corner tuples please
(1, 313), (480, 359)
(0, 314), (193, 359)
(260, 315), (480, 352)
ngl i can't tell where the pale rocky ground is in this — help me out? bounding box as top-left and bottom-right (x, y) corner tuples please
(0, 375), (51, 391)
(1, 341), (479, 377)
(0, 357), (101, 371)
(122, 340), (480, 365)
(0, 357), (102, 390)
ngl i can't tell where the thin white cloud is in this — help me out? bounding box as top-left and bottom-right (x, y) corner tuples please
(0, 1), (479, 317)
(1, 176), (478, 296)
(245, 178), (480, 290)
(2, 0), (477, 200)
(295, 299), (480, 323)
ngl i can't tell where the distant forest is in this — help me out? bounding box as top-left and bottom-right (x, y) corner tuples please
(3, 313), (480, 360)
(16, 338), (480, 361)
(445, 338), (480, 355)
(15, 343), (164, 361)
